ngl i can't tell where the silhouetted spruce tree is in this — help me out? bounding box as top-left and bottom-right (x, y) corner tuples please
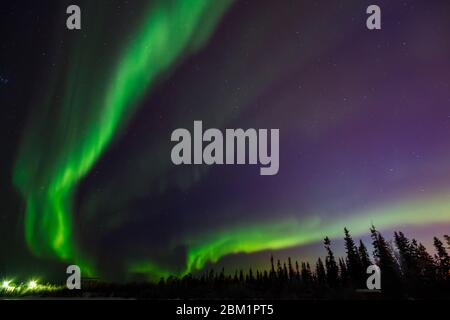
(248, 268), (254, 282)
(295, 261), (300, 281)
(394, 232), (419, 283)
(324, 237), (339, 287)
(339, 257), (349, 285)
(316, 258), (326, 285)
(410, 239), (421, 264)
(370, 225), (402, 294)
(219, 267), (225, 281)
(433, 237), (450, 280)
(344, 228), (364, 287)
(277, 259), (283, 279)
(444, 235), (450, 250)
(358, 239), (372, 271)
(263, 270), (269, 282)
(415, 242), (437, 285)
(301, 262), (312, 285)
(300, 262), (307, 281)
(270, 255), (275, 278)
(306, 263), (313, 281)
(283, 262), (289, 280)
(288, 257), (295, 280)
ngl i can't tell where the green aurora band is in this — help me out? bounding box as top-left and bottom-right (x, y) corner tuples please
(129, 190), (450, 280)
(184, 192), (450, 272)
(13, 0), (233, 275)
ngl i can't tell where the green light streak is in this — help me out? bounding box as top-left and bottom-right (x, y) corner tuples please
(128, 192), (450, 281)
(13, 0), (232, 273)
(129, 261), (175, 282)
(181, 191), (450, 275)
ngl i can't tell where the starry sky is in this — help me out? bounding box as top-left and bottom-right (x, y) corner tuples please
(1, 0), (450, 282)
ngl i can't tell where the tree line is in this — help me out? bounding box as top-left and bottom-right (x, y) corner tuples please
(31, 226), (450, 299)
(155, 226), (450, 299)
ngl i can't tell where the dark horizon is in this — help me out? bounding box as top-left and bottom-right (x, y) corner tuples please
(2, 226), (449, 300)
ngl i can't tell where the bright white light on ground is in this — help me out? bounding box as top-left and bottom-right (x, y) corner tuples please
(28, 280), (38, 289)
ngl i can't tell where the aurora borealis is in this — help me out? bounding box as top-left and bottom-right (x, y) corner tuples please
(11, 0), (233, 276)
(2, 0), (450, 282)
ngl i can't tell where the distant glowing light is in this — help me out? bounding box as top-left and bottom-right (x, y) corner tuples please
(2, 280), (13, 289)
(28, 280), (38, 289)
(0, 278), (63, 296)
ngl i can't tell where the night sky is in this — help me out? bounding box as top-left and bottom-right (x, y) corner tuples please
(1, 0), (450, 282)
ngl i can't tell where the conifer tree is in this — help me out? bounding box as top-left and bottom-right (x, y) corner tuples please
(248, 268), (254, 282)
(217, 267), (225, 283)
(339, 257), (349, 285)
(358, 239), (372, 271)
(277, 259), (283, 279)
(316, 257), (326, 285)
(324, 237), (339, 287)
(239, 269), (244, 282)
(270, 254), (275, 278)
(301, 262), (310, 285)
(416, 242), (436, 284)
(444, 235), (450, 250)
(394, 231), (419, 281)
(370, 225), (401, 294)
(295, 261), (300, 280)
(283, 262), (289, 280)
(306, 262), (313, 281)
(344, 228), (364, 286)
(288, 257), (295, 280)
(433, 237), (450, 280)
